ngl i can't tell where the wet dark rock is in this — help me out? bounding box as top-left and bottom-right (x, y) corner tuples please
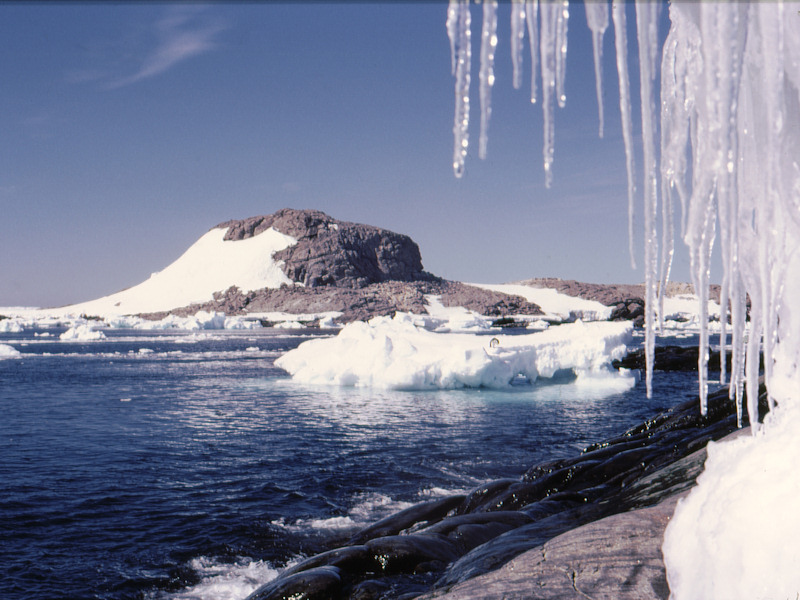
(614, 344), (764, 373)
(364, 534), (461, 575)
(281, 545), (378, 579)
(455, 479), (517, 514)
(244, 565), (343, 600)
(254, 383), (768, 600)
(348, 579), (391, 600)
(348, 495), (466, 545)
(419, 512), (533, 555)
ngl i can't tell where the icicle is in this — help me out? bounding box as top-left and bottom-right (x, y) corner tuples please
(478, 1), (498, 160)
(636, 0), (661, 399)
(511, 1), (526, 90)
(757, 2), (785, 416)
(526, 1), (540, 104)
(706, 3), (745, 390)
(585, 1), (608, 138)
(539, 0), (560, 188)
(447, 0), (472, 178)
(658, 4), (702, 335)
(612, 2), (637, 270)
(441, 0), (800, 435)
(555, 0), (569, 109)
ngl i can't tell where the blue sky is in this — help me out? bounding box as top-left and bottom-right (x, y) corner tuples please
(1, 1), (686, 308)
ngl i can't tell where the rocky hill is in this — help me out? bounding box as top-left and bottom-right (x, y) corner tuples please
(132, 208), (714, 325)
(217, 208), (431, 288)
(152, 208), (544, 322)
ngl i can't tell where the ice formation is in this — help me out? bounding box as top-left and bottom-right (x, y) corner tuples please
(446, 2), (800, 598)
(275, 313), (633, 391)
(0, 343), (22, 359)
(59, 323), (107, 341)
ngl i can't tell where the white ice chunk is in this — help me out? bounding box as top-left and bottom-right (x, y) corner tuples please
(0, 319), (24, 333)
(0, 343), (22, 359)
(60, 323), (107, 341)
(275, 313), (633, 391)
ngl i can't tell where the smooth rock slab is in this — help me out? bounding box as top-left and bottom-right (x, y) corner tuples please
(420, 496), (678, 600)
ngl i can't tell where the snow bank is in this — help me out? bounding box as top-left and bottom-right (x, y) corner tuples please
(275, 312), (633, 390)
(51, 226), (297, 317)
(471, 283), (613, 322)
(424, 295), (491, 331)
(664, 404), (800, 600)
(0, 344), (22, 359)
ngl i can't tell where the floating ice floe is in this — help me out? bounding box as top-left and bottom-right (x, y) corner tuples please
(0, 344), (22, 359)
(0, 319), (24, 333)
(273, 320), (306, 330)
(103, 311), (262, 331)
(60, 323), (107, 341)
(275, 312), (634, 390)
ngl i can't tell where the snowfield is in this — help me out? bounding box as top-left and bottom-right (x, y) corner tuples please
(35, 226), (297, 317)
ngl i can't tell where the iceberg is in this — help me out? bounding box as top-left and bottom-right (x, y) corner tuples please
(275, 312), (633, 391)
(0, 343), (22, 359)
(0, 319), (24, 333)
(59, 323), (107, 341)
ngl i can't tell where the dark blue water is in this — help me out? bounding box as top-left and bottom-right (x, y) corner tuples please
(0, 327), (706, 600)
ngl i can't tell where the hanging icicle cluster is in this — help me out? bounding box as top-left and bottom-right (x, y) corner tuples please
(446, 0), (800, 430)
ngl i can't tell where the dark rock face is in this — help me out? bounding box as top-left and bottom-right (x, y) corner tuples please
(243, 385), (769, 600)
(217, 208), (429, 288)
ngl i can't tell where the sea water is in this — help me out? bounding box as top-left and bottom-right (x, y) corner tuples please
(1, 326), (709, 600)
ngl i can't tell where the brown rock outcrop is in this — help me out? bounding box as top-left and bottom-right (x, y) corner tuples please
(217, 208), (430, 288)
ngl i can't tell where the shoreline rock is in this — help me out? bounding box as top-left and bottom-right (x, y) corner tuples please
(244, 385), (768, 600)
(141, 280), (544, 324)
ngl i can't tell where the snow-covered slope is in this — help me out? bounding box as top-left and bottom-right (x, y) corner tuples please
(56, 226), (297, 317)
(472, 283), (614, 321)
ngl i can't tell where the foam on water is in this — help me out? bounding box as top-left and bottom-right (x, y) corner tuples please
(155, 556), (279, 600)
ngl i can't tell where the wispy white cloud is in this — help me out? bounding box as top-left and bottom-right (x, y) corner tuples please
(106, 7), (227, 89)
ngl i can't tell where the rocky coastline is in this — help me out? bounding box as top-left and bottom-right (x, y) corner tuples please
(243, 366), (766, 600)
(118, 210), (747, 599)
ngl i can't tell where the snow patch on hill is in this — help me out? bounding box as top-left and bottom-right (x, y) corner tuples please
(42, 227), (297, 317)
